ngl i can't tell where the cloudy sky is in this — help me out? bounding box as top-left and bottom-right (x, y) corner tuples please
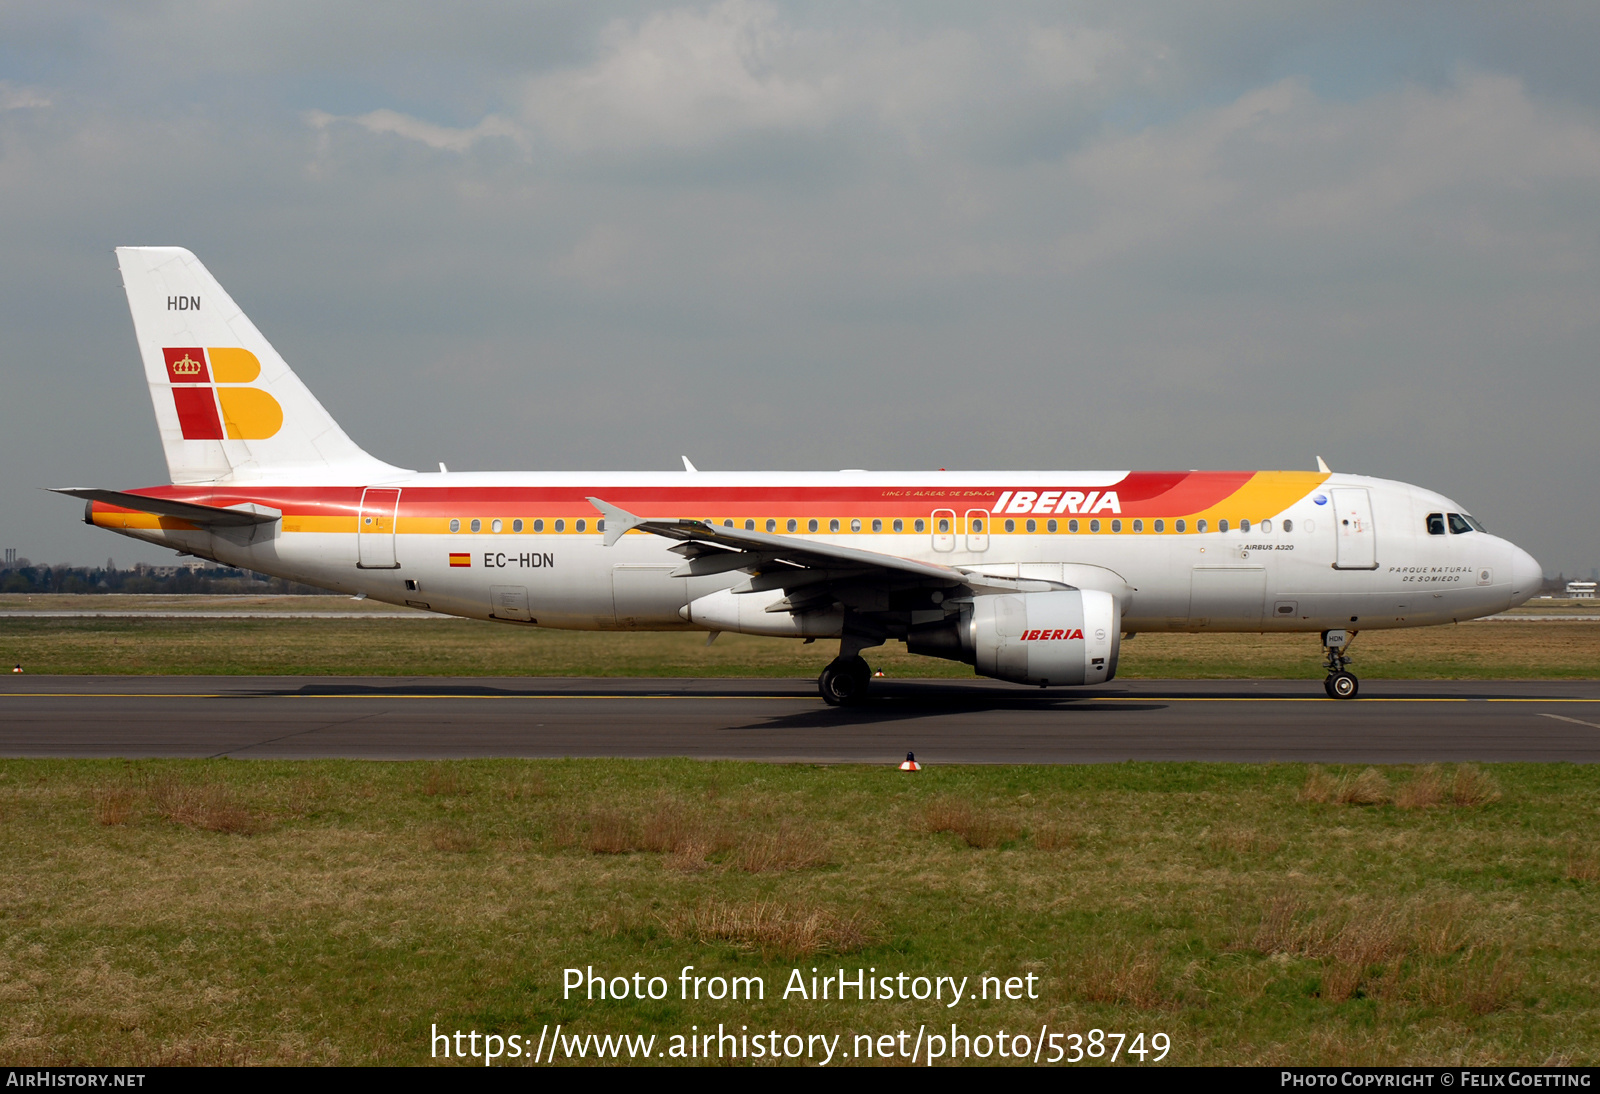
(2, 2), (1597, 575)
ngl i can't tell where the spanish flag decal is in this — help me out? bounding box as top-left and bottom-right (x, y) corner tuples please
(449, 553), (471, 567)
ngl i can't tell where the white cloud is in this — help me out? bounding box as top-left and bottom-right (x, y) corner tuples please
(0, 83), (50, 110)
(307, 108), (524, 154)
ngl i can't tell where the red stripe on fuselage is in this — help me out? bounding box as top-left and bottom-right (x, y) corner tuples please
(116, 471), (1267, 522)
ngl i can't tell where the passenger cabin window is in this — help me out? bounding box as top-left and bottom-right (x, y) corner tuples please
(745, 519), (755, 531)
(723, 519), (733, 528)
(787, 519), (798, 532)
(575, 519), (586, 532)
(1281, 519), (1292, 533)
(1196, 519), (1207, 533)
(554, 519), (565, 532)
(1427, 513), (1446, 536)
(491, 519), (503, 533)
(872, 519), (882, 532)
(808, 519), (819, 533)
(1239, 519), (1250, 533)
(850, 519), (861, 532)
(914, 518), (925, 532)
(1047, 519), (1058, 532)
(534, 519), (544, 532)
(1132, 519), (1143, 532)
(1110, 519), (1122, 533)
(830, 519), (841, 533)
(1068, 519), (1079, 532)
(1154, 519), (1165, 532)
(1090, 519), (1101, 532)
(1025, 519), (1036, 532)
(1218, 519), (1229, 533)
(1176, 519), (1186, 532)
(1448, 513), (1476, 535)
(1260, 519), (1271, 533)
(449, 519), (460, 532)
(970, 518), (983, 533)
(767, 519), (776, 532)
(1003, 519), (1015, 533)
(512, 519), (523, 532)
(938, 518), (951, 533)
(893, 519), (903, 532)
(470, 518), (482, 532)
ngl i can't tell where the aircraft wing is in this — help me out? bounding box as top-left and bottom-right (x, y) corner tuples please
(587, 497), (1064, 616)
(51, 488), (282, 527)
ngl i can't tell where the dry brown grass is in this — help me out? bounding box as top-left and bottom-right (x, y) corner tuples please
(92, 787), (136, 827)
(554, 801), (735, 865)
(1394, 765), (1447, 809)
(1033, 823), (1079, 851)
(1450, 764), (1501, 806)
(923, 799), (1019, 849)
(1207, 827), (1283, 855)
(1244, 894), (1493, 1004)
(1076, 947), (1168, 1009)
(1565, 846), (1600, 882)
(734, 823), (828, 873)
(1309, 764), (1502, 811)
(147, 777), (264, 834)
(674, 900), (871, 959)
(1300, 766), (1391, 806)
(429, 825), (477, 853)
(421, 765), (459, 797)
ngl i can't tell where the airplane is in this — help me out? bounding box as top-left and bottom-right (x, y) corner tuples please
(56, 247), (1544, 704)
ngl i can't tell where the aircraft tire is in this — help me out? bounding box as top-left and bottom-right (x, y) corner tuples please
(1327, 671), (1359, 700)
(819, 656), (871, 706)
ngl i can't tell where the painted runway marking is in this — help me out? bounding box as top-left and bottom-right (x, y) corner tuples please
(4, 693), (1600, 703)
(1538, 713), (1600, 730)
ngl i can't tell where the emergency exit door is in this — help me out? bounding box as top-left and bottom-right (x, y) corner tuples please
(357, 488), (401, 569)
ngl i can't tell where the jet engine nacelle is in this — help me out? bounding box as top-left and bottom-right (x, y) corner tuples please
(908, 589), (1121, 686)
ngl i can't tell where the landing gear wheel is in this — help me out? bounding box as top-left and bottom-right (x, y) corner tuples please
(1325, 671), (1359, 700)
(819, 656), (871, 706)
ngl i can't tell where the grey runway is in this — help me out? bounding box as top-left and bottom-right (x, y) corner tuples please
(2, 676), (1598, 763)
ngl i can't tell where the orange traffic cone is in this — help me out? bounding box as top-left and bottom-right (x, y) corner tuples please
(898, 751), (920, 771)
(11, 664), (21, 673)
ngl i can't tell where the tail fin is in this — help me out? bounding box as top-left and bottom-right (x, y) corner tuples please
(115, 247), (407, 484)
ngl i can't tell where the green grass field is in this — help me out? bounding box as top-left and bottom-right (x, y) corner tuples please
(2, 758), (1597, 1066)
(1, 616), (1596, 679)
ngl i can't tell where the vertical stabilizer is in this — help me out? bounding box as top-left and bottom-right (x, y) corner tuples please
(116, 247), (406, 484)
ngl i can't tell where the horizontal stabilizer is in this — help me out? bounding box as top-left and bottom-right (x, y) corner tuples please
(51, 488), (281, 527)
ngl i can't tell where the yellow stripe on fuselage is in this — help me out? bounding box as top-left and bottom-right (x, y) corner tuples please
(1179, 471), (1329, 525)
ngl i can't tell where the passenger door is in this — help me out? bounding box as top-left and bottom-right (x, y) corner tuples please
(1331, 487), (1378, 570)
(356, 488), (400, 569)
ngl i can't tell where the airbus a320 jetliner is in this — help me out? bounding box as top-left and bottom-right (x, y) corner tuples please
(58, 248), (1544, 704)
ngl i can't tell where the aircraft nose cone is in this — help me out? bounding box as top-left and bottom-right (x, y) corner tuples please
(1508, 546), (1543, 607)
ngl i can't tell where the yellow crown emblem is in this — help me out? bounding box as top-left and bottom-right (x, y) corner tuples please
(171, 353), (204, 377)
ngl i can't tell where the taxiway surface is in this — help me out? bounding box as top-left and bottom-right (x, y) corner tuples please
(2, 676), (1598, 763)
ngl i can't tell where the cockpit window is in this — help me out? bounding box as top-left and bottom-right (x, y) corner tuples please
(1447, 512), (1476, 535)
(1463, 513), (1486, 533)
(1426, 513), (1445, 536)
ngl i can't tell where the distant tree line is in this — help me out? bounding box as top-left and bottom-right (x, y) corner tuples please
(0, 562), (334, 595)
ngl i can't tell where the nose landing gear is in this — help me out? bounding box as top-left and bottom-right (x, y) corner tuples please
(1321, 629), (1359, 699)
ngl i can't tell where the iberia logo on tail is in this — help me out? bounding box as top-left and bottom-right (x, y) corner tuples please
(162, 348), (283, 440)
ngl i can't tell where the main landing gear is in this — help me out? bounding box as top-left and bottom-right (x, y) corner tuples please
(818, 629), (884, 706)
(1321, 629), (1359, 699)
(818, 655), (871, 706)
